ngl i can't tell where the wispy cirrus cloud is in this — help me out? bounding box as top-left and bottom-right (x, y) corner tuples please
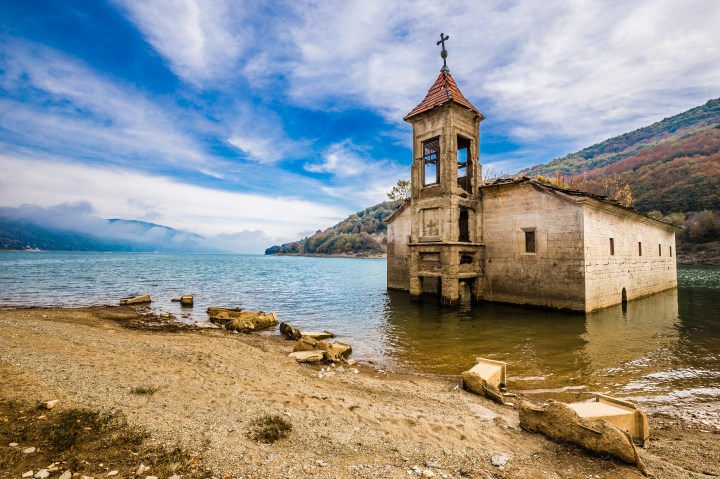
(280, 0), (720, 156)
(0, 39), (225, 177)
(112, 0), (247, 84)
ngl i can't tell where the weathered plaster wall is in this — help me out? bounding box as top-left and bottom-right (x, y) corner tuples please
(583, 203), (677, 311)
(481, 184), (586, 311)
(387, 207), (412, 291)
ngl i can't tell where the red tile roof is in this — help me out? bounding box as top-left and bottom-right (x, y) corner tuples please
(404, 69), (483, 121)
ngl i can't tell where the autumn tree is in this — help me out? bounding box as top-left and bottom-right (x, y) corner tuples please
(387, 179), (411, 205)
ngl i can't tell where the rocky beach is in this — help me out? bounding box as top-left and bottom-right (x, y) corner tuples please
(1, 306), (719, 479)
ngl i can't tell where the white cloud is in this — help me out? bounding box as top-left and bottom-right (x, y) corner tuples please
(0, 154), (347, 247)
(113, 0), (245, 84)
(0, 40), (224, 176)
(304, 140), (407, 205)
(482, 0), (720, 144)
(280, 0), (720, 154)
(304, 140), (369, 177)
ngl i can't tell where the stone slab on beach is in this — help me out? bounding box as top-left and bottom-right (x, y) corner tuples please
(288, 350), (326, 363)
(119, 294), (151, 305)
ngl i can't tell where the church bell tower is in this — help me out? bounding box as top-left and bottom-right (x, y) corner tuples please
(403, 33), (485, 306)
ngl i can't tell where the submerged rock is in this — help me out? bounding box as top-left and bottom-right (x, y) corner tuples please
(120, 294), (151, 305)
(180, 295), (194, 307)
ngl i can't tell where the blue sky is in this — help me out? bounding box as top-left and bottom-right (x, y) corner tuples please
(1, 1), (719, 252)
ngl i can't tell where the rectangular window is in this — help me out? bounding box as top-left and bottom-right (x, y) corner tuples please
(659, 244), (662, 256)
(458, 209), (469, 242)
(525, 230), (536, 253)
(638, 242), (642, 256)
(610, 238), (615, 255)
(670, 246), (673, 257)
(423, 138), (440, 186)
(457, 136), (471, 192)
(460, 254), (473, 265)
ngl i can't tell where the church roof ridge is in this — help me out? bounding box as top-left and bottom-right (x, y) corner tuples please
(480, 176), (681, 230)
(403, 69), (483, 121)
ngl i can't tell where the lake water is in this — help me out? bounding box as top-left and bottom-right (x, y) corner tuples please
(1, 252), (719, 425)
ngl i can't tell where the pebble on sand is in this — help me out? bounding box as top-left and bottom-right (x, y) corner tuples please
(22, 472), (33, 478)
(22, 446), (36, 454)
(9, 442), (18, 447)
(59, 470), (72, 479)
(491, 453), (510, 467)
(34, 470), (49, 479)
(107, 471), (119, 477)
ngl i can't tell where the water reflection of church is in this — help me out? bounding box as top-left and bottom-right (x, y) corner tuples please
(387, 38), (678, 313)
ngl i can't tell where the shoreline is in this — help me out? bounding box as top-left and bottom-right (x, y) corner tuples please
(268, 252), (387, 259)
(1, 306), (719, 478)
(5, 249), (720, 265)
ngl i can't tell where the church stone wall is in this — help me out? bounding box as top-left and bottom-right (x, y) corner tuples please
(582, 203), (677, 311)
(481, 183), (586, 311)
(387, 206), (412, 291)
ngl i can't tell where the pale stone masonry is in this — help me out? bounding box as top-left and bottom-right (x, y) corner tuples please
(387, 68), (678, 312)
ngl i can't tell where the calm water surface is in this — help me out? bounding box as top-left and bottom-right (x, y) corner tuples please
(1, 252), (719, 424)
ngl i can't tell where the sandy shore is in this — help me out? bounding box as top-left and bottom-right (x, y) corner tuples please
(1, 307), (719, 479)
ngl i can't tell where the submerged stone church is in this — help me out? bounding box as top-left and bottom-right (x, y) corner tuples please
(386, 43), (678, 313)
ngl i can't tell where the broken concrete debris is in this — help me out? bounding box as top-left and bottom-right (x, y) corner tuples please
(462, 357), (506, 404)
(279, 322), (302, 340)
(281, 321), (352, 364)
(207, 307), (278, 332)
(567, 394), (650, 447)
(279, 322), (334, 340)
(320, 341), (352, 361)
(288, 350), (326, 363)
(119, 294), (151, 305)
(172, 295), (194, 306)
(300, 331), (335, 340)
(518, 399), (648, 475)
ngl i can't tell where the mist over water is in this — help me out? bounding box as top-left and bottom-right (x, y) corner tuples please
(1, 252), (719, 424)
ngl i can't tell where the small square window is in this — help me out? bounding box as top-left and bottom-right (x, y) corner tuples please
(460, 254), (473, 265)
(610, 238), (615, 255)
(525, 230), (536, 253)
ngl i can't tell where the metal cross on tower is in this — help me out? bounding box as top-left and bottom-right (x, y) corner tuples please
(437, 33), (449, 71)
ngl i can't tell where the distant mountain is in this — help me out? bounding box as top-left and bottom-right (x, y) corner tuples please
(520, 98), (720, 214)
(0, 214), (213, 253)
(265, 202), (399, 256)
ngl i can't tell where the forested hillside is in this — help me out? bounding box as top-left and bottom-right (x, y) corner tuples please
(265, 202), (399, 256)
(521, 98), (720, 263)
(0, 216), (209, 253)
(521, 98), (720, 178)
